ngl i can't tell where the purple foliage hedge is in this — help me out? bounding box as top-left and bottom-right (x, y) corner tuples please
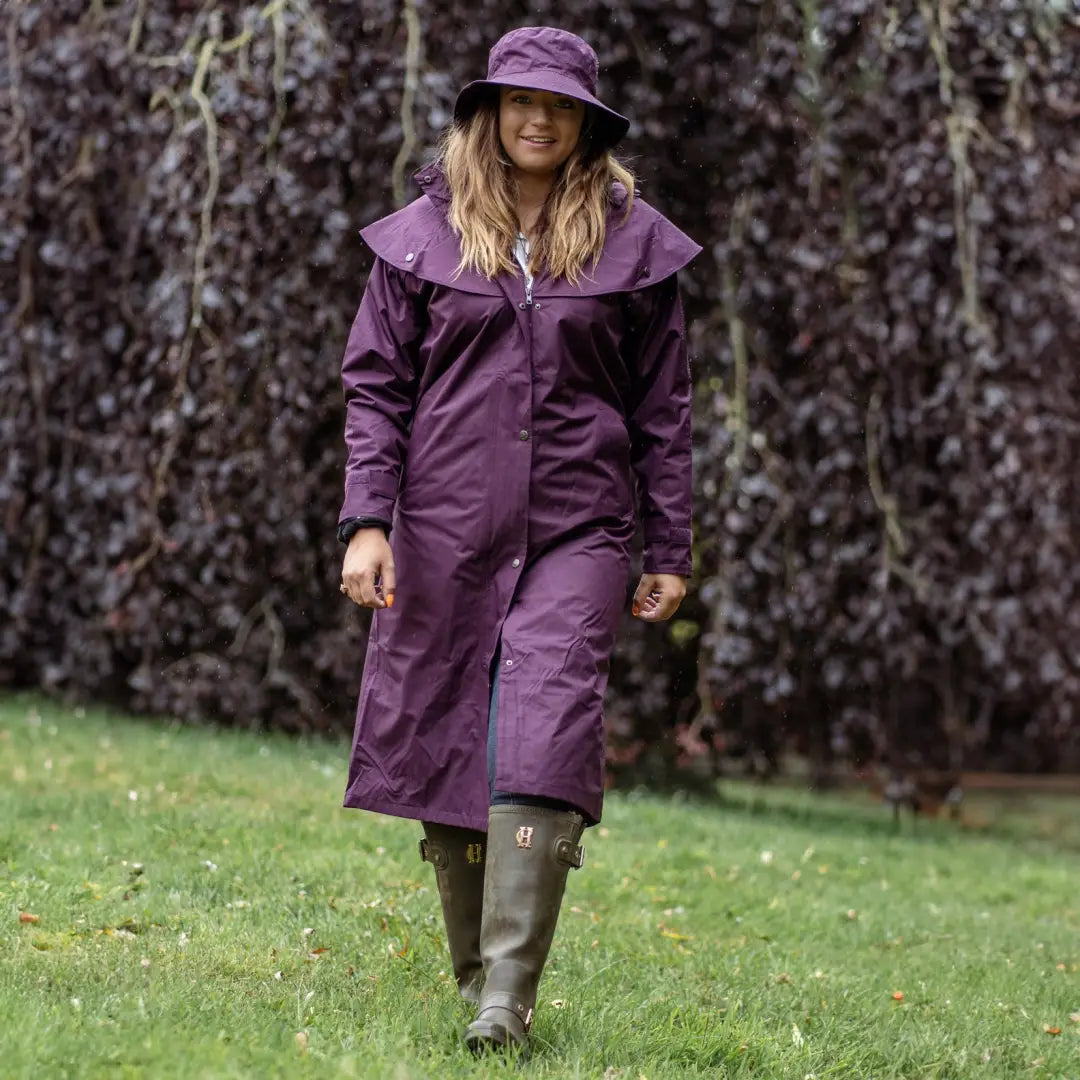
(2, 1), (1078, 777)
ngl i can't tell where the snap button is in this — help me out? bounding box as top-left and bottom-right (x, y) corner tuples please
(534, 302), (542, 310)
(505, 659), (513, 667)
(405, 252), (415, 262)
(512, 558), (520, 568)
(419, 175), (429, 183)
(518, 302), (526, 310)
(519, 429), (529, 441)
(640, 266), (650, 277)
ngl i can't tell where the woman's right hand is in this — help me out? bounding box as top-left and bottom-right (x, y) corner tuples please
(341, 529), (396, 609)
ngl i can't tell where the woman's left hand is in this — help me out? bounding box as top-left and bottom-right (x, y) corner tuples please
(632, 573), (687, 622)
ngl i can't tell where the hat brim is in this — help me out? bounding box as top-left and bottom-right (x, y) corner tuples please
(454, 71), (630, 150)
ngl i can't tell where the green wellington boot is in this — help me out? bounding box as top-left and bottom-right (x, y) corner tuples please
(419, 821), (487, 1003)
(463, 805), (585, 1056)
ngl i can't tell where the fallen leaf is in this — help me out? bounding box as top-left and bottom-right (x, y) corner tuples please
(775, 972), (793, 984)
(18, 913), (40, 924)
(1069, 1012), (1080, 1024)
(659, 927), (692, 942)
(792, 1022), (804, 1047)
(295, 1031), (309, 1052)
(308, 947), (329, 957)
(550, 999), (566, 1009)
(1043, 1025), (1061, 1036)
(892, 991), (904, 1002)
(846, 909), (858, 921)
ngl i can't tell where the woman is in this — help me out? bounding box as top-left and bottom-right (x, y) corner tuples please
(337, 26), (700, 1054)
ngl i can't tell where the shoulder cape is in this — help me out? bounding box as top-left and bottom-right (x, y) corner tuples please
(359, 171), (702, 298)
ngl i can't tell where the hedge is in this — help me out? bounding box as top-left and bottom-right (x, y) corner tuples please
(2, 1), (1078, 778)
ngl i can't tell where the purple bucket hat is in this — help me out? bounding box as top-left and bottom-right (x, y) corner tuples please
(454, 27), (630, 150)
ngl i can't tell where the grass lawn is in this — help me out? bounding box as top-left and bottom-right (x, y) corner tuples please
(1, 696), (1078, 1079)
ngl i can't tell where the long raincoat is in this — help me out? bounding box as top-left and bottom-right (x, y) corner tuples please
(340, 167), (700, 830)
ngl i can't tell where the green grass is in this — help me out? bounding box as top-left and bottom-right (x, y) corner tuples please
(1, 696), (1078, 1079)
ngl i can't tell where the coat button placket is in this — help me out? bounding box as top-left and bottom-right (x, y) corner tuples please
(496, 279), (535, 680)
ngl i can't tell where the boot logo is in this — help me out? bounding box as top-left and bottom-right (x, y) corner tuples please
(515, 826), (534, 849)
(465, 843), (484, 865)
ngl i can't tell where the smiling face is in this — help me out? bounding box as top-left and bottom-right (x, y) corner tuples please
(498, 86), (586, 179)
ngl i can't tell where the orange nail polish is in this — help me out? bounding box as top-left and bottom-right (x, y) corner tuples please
(386, 593), (395, 608)
(632, 604), (640, 616)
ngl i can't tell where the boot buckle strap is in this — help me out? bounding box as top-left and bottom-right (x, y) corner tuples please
(480, 992), (534, 1032)
(555, 838), (585, 869)
(418, 837), (449, 870)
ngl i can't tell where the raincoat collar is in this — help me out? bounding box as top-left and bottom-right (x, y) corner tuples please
(414, 165), (450, 204)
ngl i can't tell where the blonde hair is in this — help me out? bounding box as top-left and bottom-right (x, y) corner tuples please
(439, 94), (636, 285)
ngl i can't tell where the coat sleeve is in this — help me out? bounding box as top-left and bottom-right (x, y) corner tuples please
(338, 257), (427, 527)
(626, 274), (694, 577)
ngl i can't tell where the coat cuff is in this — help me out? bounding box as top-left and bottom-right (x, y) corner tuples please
(339, 473), (399, 525)
(642, 524), (692, 577)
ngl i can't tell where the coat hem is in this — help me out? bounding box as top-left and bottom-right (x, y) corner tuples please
(342, 791), (489, 832)
(343, 786), (603, 830)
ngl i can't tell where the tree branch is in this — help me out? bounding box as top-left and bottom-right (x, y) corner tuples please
(391, 0), (422, 208)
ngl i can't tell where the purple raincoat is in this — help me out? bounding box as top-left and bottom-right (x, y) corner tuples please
(340, 167), (700, 829)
